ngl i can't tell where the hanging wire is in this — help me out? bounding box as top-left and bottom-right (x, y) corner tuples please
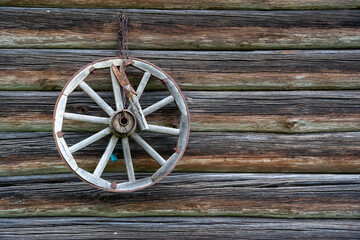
(115, 12), (129, 110)
(117, 12), (129, 58)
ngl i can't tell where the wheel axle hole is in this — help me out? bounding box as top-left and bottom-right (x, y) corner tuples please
(120, 117), (128, 126)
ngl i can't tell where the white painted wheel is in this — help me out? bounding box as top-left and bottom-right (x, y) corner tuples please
(53, 57), (190, 192)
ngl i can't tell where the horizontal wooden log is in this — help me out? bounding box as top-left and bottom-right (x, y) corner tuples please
(1, 49), (360, 91)
(1, 0), (359, 10)
(1, 217), (359, 239)
(2, 91), (360, 133)
(1, 131), (360, 176)
(1, 8), (359, 50)
(0, 173), (359, 218)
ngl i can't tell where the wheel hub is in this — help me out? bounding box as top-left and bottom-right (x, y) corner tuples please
(110, 110), (137, 136)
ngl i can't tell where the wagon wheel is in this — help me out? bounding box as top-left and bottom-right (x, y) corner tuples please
(53, 57), (190, 192)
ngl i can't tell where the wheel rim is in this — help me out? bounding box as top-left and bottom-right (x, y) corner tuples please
(53, 57), (190, 192)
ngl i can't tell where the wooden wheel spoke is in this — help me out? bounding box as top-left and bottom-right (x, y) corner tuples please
(79, 81), (115, 116)
(125, 71), (150, 110)
(136, 71), (151, 99)
(129, 96), (149, 130)
(147, 124), (180, 136)
(69, 127), (111, 153)
(143, 95), (174, 116)
(126, 72), (150, 112)
(110, 67), (124, 111)
(63, 112), (109, 125)
(130, 132), (166, 166)
(122, 137), (136, 181)
(93, 135), (119, 177)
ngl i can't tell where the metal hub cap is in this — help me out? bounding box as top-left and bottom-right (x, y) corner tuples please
(110, 110), (136, 136)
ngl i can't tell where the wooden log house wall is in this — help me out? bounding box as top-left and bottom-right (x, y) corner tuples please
(0, 1), (360, 238)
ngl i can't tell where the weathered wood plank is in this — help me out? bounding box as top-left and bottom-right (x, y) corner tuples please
(1, 131), (360, 176)
(1, 49), (360, 91)
(1, 0), (359, 10)
(2, 91), (360, 133)
(1, 217), (359, 239)
(0, 173), (359, 218)
(1, 8), (359, 50)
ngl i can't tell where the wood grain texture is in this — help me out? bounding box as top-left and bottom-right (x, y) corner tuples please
(1, 49), (360, 91)
(0, 173), (359, 218)
(1, 0), (359, 10)
(1, 8), (359, 50)
(1, 131), (360, 176)
(1, 217), (359, 239)
(1, 0), (359, 232)
(2, 91), (360, 133)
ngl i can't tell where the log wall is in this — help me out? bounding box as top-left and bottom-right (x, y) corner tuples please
(0, 1), (360, 238)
